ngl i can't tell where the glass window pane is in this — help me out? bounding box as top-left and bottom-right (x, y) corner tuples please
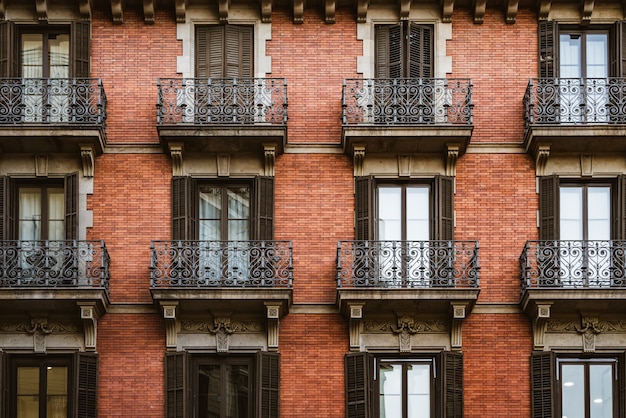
(562, 364), (585, 418)
(406, 187), (429, 241)
(227, 187), (250, 220)
(49, 34), (69, 78)
(560, 187), (583, 240)
(378, 188), (401, 240)
(47, 366), (68, 418)
(21, 34), (43, 78)
(590, 364), (613, 418)
(225, 365), (249, 418)
(48, 188), (65, 241)
(379, 363), (402, 418)
(199, 365), (222, 418)
(407, 363), (430, 418)
(587, 187), (611, 240)
(228, 220), (249, 241)
(560, 34), (582, 78)
(19, 188), (42, 240)
(200, 187), (222, 220)
(17, 367), (39, 418)
(586, 34), (608, 78)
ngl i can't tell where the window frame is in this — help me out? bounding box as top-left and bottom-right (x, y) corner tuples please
(18, 26), (71, 78)
(15, 179), (65, 241)
(374, 22), (434, 78)
(195, 24), (254, 78)
(198, 182), (252, 241)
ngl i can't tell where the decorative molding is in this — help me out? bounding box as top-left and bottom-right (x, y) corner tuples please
(260, 0), (272, 22)
(441, 0), (454, 23)
(356, 0), (369, 23)
(293, 0), (304, 23)
(446, 144), (459, 177)
(180, 319), (263, 333)
(143, 0), (155, 24)
(35, 154), (48, 177)
(537, 0), (552, 20)
(169, 143), (184, 177)
(581, 0), (595, 22)
(548, 319), (626, 333)
(348, 302), (365, 352)
(473, 0), (487, 23)
(27, 317), (53, 353)
(394, 313), (422, 352)
(175, 0), (187, 23)
(0, 320), (78, 333)
(450, 302), (467, 350)
(399, 0), (411, 20)
(77, 302), (101, 351)
(35, 0), (48, 21)
(159, 302), (179, 351)
(535, 144), (550, 177)
(532, 303), (552, 350)
(219, 0), (230, 22)
(580, 154), (593, 177)
(111, 0), (124, 24)
(79, 0), (92, 20)
(217, 154), (231, 177)
(398, 155), (410, 177)
(81, 144), (95, 178)
(353, 144), (365, 177)
(505, 0), (519, 23)
(265, 302), (281, 351)
(363, 319), (447, 333)
(325, 0), (335, 23)
(264, 144), (276, 177)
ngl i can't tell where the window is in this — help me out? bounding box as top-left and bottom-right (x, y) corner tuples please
(1, 352), (98, 418)
(195, 25), (253, 78)
(531, 352), (623, 418)
(345, 352), (463, 418)
(165, 352), (279, 418)
(375, 22), (433, 78)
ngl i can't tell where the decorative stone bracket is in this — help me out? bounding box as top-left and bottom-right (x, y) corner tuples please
(77, 302), (102, 352)
(80, 144), (95, 178)
(160, 302), (179, 351)
(531, 303), (552, 350)
(352, 144), (460, 177)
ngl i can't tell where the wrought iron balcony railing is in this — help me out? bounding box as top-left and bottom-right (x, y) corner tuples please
(342, 78), (473, 125)
(150, 240), (293, 287)
(337, 240), (480, 288)
(156, 78), (288, 125)
(520, 240), (626, 289)
(0, 240), (110, 290)
(524, 78), (626, 128)
(0, 78), (107, 125)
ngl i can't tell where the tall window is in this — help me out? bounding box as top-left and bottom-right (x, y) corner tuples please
(20, 29), (70, 78)
(559, 31), (609, 79)
(199, 185), (250, 241)
(18, 183), (65, 241)
(375, 22), (433, 78)
(195, 25), (253, 78)
(14, 359), (69, 417)
(559, 184), (611, 242)
(377, 185), (429, 241)
(378, 359), (434, 418)
(194, 356), (252, 418)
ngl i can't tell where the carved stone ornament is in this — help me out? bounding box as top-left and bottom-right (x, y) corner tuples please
(546, 316), (620, 353)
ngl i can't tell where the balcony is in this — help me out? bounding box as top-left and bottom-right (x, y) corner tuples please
(523, 78), (626, 156)
(0, 240), (110, 316)
(150, 240), (293, 316)
(520, 240), (626, 317)
(341, 78), (474, 157)
(156, 78), (288, 155)
(0, 78), (107, 154)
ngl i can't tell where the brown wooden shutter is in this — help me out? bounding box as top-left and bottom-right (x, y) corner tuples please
(257, 352), (280, 418)
(355, 177), (373, 241)
(441, 351), (463, 418)
(254, 176), (274, 241)
(434, 175), (454, 241)
(75, 352), (98, 418)
(196, 25), (252, 78)
(531, 352), (554, 418)
(408, 23), (433, 78)
(0, 175), (12, 240)
(610, 21), (626, 77)
(172, 177), (197, 241)
(71, 21), (90, 78)
(620, 353), (626, 417)
(166, 352), (187, 418)
(225, 25), (252, 78)
(539, 21), (557, 78)
(616, 175), (626, 240)
(539, 175), (559, 240)
(65, 172), (78, 241)
(0, 21), (16, 77)
(375, 24), (402, 78)
(0, 350), (5, 418)
(345, 353), (374, 418)
(195, 26), (210, 78)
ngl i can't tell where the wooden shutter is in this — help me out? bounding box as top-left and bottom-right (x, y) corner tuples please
(0, 350), (5, 418)
(616, 175), (626, 240)
(71, 21), (90, 78)
(434, 175), (454, 241)
(441, 351), (463, 418)
(539, 21), (558, 78)
(172, 177), (197, 241)
(408, 23), (433, 78)
(225, 25), (252, 78)
(0, 21), (16, 77)
(375, 24), (402, 78)
(0, 176), (12, 240)
(75, 352), (98, 418)
(196, 25), (252, 78)
(620, 352), (626, 417)
(539, 175), (559, 240)
(345, 353), (374, 418)
(255, 176), (274, 241)
(165, 352), (187, 418)
(257, 352), (280, 418)
(354, 177), (373, 241)
(531, 352), (553, 418)
(610, 21), (626, 77)
(65, 172), (78, 241)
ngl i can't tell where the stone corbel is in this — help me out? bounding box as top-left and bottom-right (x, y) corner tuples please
(79, 0), (92, 20)
(219, 0), (230, 22)
(26, 316), (53, 354)
(357, 0), (369, 23)
(160, 302), (179, 351)
(175, 0), (187, 23)
(399, 0), (411, 20)
(505, 0), (519, 23)
(353, 144), (365, 177)
(35, 0), (48, 21)
(393, 313), (421, 352)
(450, 302), (467, 350)
(293, 0), (304, 23)
(260, 0), (272, 23)
(348, 302), (365, 352)
(81, 144), (95, 178)
(576, 315), (607, 353)
(581, 0), (595, 22)
(265, 302), (282, 352)
(535, 144), (550, 177)
(446, 145), (459, 177)
(209, 311), (234, 353)
(77, 302), (101, 352)
(441, 0), (454, 23)
(169, 143), (184, 177)
(325, 0), (336, 23)
(217, 154), (231, 177)
(143, 0), (155, 24)
(532, 303), (552, 350)
(111, 0), (124, 24)
(537, 0), (552, 20)
(264, 144), (276, 177)
(473, 0), (487, 23)
(398, 155), (410, 177)
(35, 155), (48, 177)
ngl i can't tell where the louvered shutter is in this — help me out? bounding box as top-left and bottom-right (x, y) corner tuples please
(65, 172), (78, 240)
(0, 176), (8, 240)
(620, 353), (626, 417)
(165, 352), (187, 418)
(441, 351), (463, 418)
(434, 175), (454, 241)
(225, 25), (252, 78)
(345, 353), (374, 418)
(355, 177), (373, 241)
(539, 21), (557, 78)
(71, 21), (90, 78)
(616, 175), (626, 240)
(195, 26), (211, 78)
(0, 21), (16, 77)
(257, 352), (280, 418)
(196, 25), (253, 78)
(0, 350), (5, 418)
(172, 177), (197, 241)
(610, 21), (626, 77)
(408, 23), (433, 78)
(375, 24), (402, 78)
(255, 176), (274, 241)
(531, 352), (553, 418)
(75, 352), (98, 418)
(539, 175), (559, 240)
